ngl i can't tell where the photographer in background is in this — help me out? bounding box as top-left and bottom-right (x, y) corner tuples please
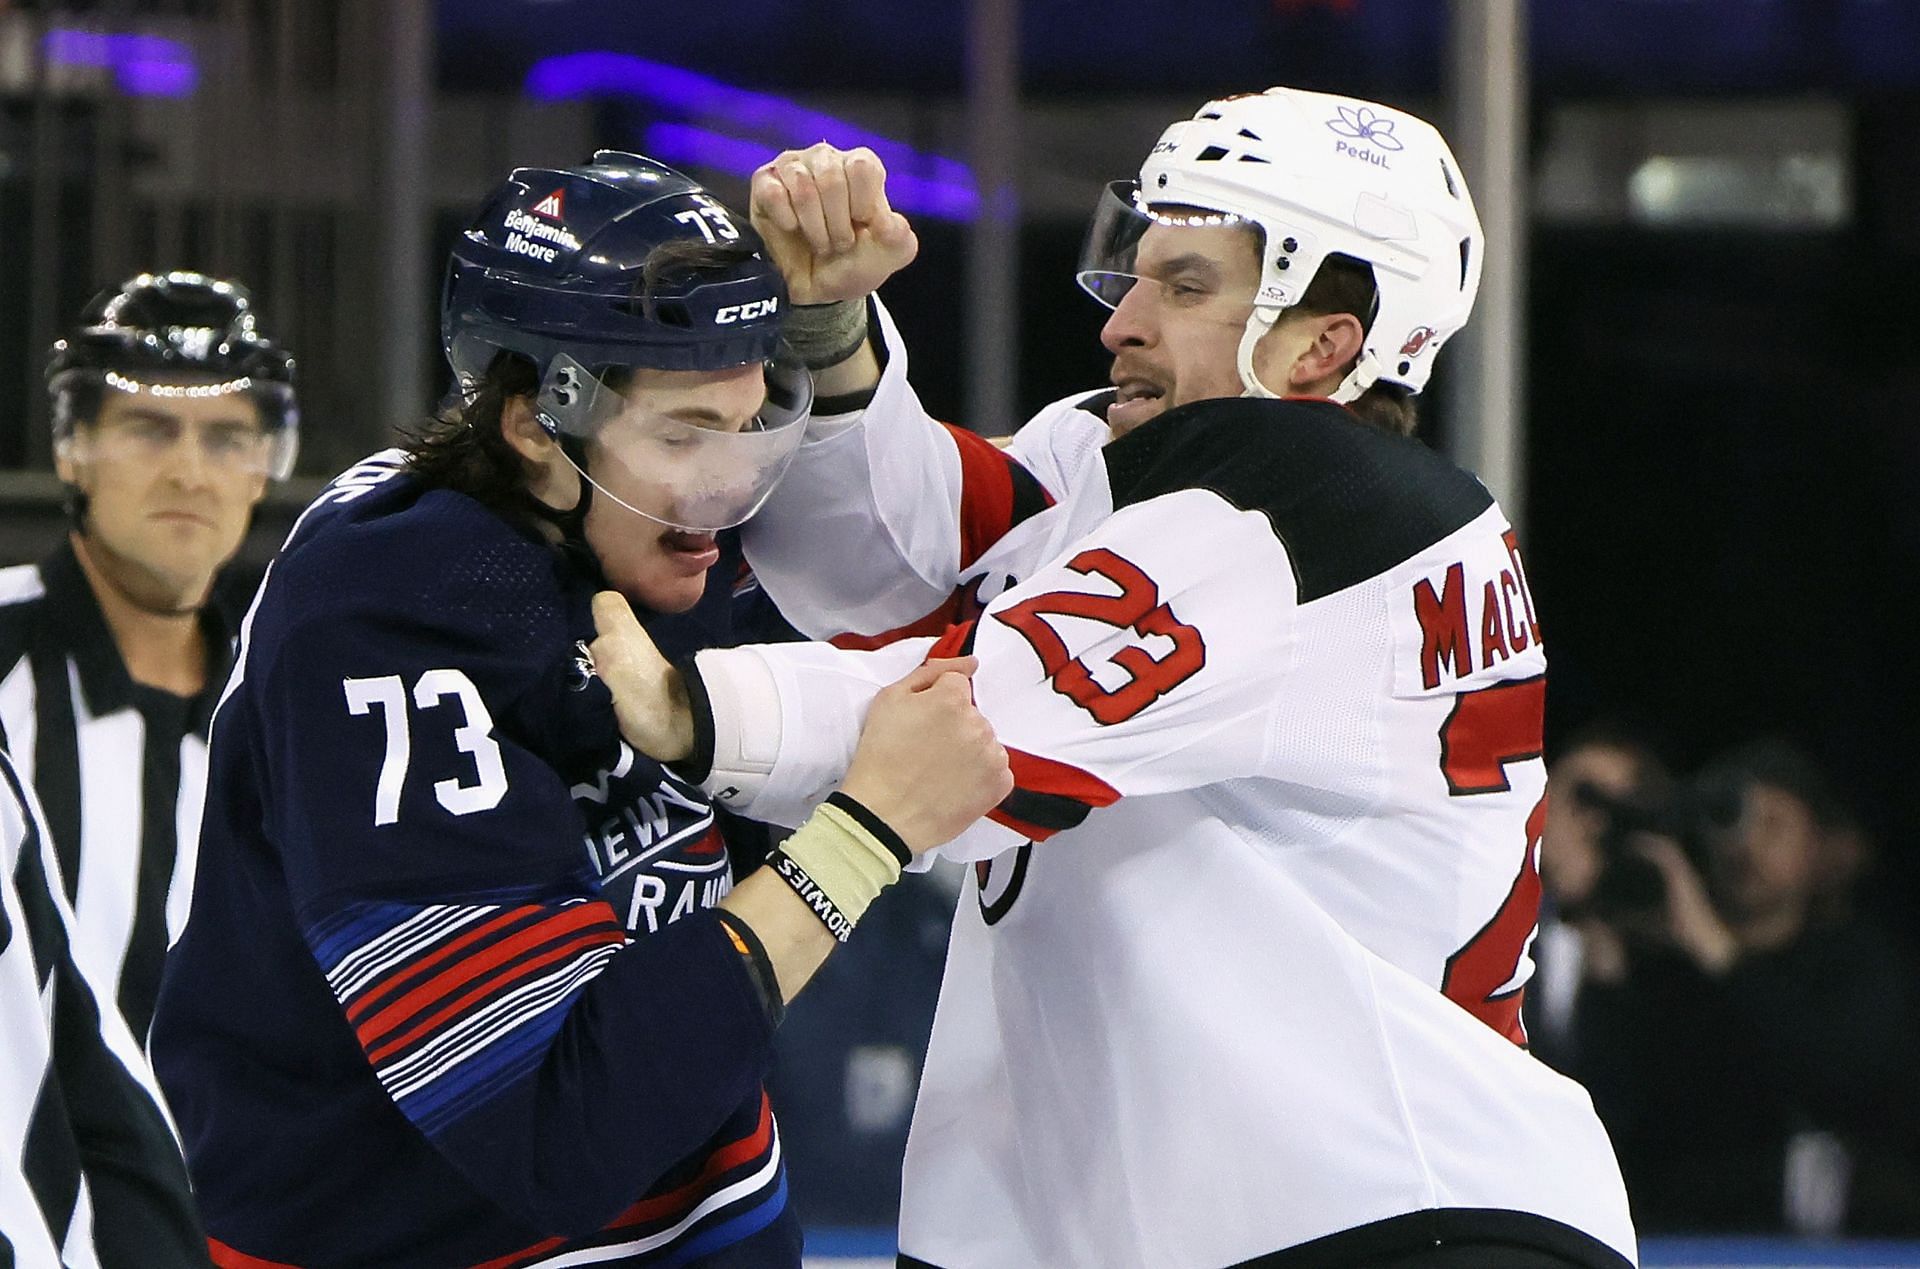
(1539, 734), (1920, 1235)
(1529, 719), (1676, 1069)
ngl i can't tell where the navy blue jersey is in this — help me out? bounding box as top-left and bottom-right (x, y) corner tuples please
(152, 451), (801, 1268)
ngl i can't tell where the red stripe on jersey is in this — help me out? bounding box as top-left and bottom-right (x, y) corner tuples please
(828, 585), (982, 652)
(985, 805), (1057, 841)
(986, 748), (1122, 842)
(824, 426), (1048, 650)
(926, 620), (978, 661)
(344, 904), (544, 1026)
(610, 1091), (775, 1227)
(209, 1239), (303, 1268)
(1007, 747), (1121, 809)
(354, 904), (622, 1049)
(945, 422), (1026, 570)
(363, 927), (625, 1063)
(473, 1093), (777, 1268)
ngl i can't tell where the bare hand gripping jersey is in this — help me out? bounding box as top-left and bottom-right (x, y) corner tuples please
(151, 453), (801, 1268)
(716, 307), (1637, 1268)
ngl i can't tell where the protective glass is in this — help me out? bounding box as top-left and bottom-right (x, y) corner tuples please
(54, 370), (297, 479)
(534, 351), (812, 532)
(1075, 181), (1258, 310)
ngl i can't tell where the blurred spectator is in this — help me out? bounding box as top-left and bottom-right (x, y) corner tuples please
(1540, 736), (1920, 1235)
(1527, 717), (1675, 1069)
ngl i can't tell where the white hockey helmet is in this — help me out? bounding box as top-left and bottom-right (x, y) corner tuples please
(1078, 87), (1483, 403)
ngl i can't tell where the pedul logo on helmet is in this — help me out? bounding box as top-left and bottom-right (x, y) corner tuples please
(1325, 105), (1404, 169)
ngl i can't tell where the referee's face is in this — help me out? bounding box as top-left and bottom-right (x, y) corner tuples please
(59, 382), (271, 609)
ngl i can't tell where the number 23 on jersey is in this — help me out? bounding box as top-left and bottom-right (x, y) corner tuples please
(992, 548), (1208, 725)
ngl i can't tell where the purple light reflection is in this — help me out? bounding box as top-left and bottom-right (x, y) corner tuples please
(43, 28), (198, 98)
(643, 122), (980, 223)
(530, 52), (976, 219)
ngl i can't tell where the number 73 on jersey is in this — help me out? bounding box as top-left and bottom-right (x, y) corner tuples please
(343, 669), (510, 826)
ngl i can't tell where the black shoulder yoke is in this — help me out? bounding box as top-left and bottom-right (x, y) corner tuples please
(1101, 398), (1495, 602)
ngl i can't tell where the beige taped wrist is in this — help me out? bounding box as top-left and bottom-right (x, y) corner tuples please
(774, 799), (903, 927)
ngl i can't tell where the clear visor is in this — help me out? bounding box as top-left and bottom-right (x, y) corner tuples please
(51, 369), (299, 480)
(535, 351), (813, 533)
(1075, 180), (1259, 309)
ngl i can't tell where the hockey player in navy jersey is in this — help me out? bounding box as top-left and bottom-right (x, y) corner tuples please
(588, 92), (1642, 1267)
(148, 153), (1010, 1268)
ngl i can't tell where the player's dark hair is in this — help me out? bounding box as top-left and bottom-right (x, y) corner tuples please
(402, 350), (544, 519)
(403, 239), (755, 522)
(1291, 253), (1418, 439)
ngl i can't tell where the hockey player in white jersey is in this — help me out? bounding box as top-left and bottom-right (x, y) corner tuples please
(588, 88), (1638, 1267)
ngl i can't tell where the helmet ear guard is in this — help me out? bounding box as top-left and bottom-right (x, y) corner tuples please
(1092, 88), (1483, 402)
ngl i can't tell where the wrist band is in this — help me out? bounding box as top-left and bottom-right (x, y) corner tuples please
(825, 791), (911, 867)
(783, 299), (870, 371)
(765, 794), (909, 940)
(714, 910), (786, 1027)
(767, 848), (856, 943)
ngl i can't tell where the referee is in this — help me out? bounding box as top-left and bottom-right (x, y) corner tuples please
(0, 271), (299, 1044)
(1, 741), (204, 1261)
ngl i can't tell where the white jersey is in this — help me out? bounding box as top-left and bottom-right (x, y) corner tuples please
(720, 306), (1635, 1267)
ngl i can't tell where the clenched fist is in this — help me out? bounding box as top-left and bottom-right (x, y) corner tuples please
(839, 658), (1013, 854)
(750, 144), (919, 304)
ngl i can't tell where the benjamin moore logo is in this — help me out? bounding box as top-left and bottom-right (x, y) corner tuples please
(1325, 105), (1405, 152)
(530, 187), (566, 219)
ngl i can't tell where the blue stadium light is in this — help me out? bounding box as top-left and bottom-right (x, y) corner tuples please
(643, 122), (979, 222)
(42, 29), (198, 98)
(527, 51), (979, 221)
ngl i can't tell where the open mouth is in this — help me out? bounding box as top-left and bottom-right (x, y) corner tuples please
(1106, 377), (1168, 434)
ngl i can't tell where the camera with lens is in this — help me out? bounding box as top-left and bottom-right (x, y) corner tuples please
(1567, 780), (1705, 926)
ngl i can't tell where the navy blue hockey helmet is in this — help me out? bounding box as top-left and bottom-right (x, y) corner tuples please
(443, 152), (811, 532)
(47, 271), (299, 479)
(442, 151), (790, 389)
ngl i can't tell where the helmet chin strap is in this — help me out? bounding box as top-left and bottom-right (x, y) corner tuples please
(1234, 309), (1283, 400)
(1234, 307), (1381, 405)
(1330, 350), (1382, 405)
(520, 434), (606, 586)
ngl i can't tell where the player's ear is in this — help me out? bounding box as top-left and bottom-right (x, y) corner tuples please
(1290, 312), (1366, 391)
(499, 394), (557, 464)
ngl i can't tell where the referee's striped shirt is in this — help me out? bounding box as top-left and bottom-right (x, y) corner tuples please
(1, 744), (204, 1264)
(0, 540), (232, 1043)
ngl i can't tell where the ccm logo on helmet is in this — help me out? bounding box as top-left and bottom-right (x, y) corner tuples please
(715, 299), (779, 325)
